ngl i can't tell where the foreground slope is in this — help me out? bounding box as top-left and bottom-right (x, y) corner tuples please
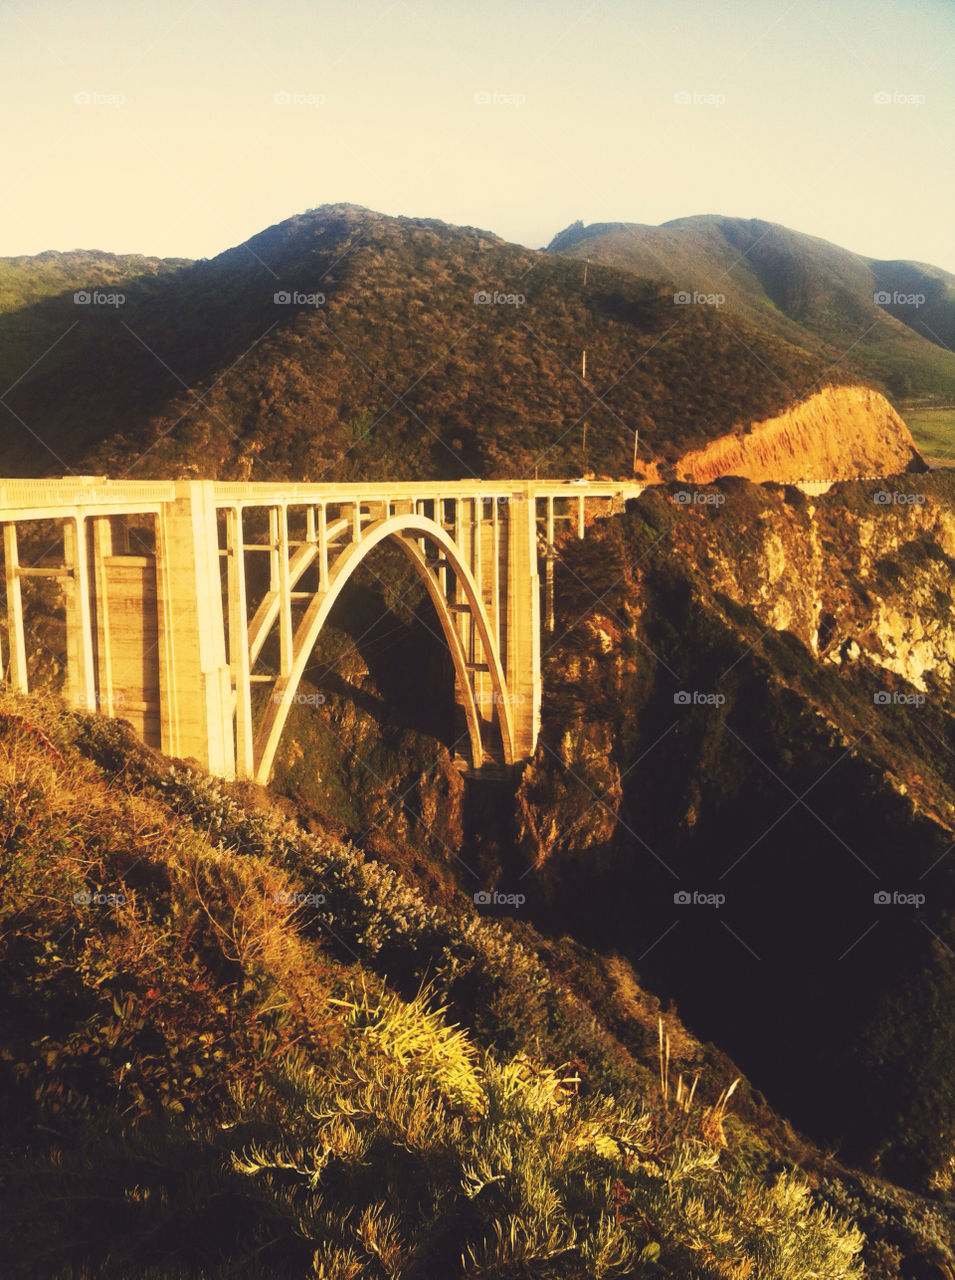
(0, 690), (887, 1278)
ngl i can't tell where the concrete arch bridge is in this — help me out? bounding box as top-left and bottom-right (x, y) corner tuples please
(0, 478), (642, 783)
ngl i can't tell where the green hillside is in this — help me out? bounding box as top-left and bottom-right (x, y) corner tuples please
(0, 248), (190, 314)
(547, 216), (955, 410)
(4, 209), (952, 484)
(868, 257), (955, 355)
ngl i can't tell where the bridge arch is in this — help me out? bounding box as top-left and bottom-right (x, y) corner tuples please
(251, 513), (516, 785)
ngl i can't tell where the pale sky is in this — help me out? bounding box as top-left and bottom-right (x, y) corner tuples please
(1, 0), (953, 271)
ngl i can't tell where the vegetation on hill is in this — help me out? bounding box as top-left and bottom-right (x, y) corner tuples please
(0, 206), (838, 481)
(0, 248), (188, 314)
(868, 258), (955, 356)
(547, 216), (955, 410)
(3, 208), (952, 481)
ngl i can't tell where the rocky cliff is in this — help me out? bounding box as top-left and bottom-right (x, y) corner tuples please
(512, 471), (955, 1188)
(673, 385), (924, 485)
(702, 474), (955, 697)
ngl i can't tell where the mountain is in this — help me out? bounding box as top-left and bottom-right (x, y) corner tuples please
(0, 204), (908, 483)
(0, 248), (189, 312)
(546, 216), (955, 411)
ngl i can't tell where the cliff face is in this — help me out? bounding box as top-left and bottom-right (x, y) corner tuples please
(512, 473), (955, 1188)
(688, 476), (955, 695)
(673, 384), (924, 484)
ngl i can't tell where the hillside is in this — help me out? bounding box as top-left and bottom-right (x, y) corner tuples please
(0, 687), (891, 1279)
(869, 258), (955, 357)
(4, 607), (955, 1274)
(0, 205), (859, 482)
(547, 216), (955, 410)
(0, 248), (190, 313)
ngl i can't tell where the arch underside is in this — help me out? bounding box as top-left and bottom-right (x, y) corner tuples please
(245, 513), (515, 786)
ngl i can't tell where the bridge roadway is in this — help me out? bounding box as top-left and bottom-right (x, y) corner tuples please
(0, 477), (644, 782)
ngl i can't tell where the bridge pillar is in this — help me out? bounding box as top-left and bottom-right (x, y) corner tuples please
(155, 482), (235, 777)
(504, 486), (541, 759)
(63, 515), (97, 714)
(2, 525), (28, 692)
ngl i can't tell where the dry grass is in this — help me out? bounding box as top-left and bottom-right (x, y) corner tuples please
(658, 1017), (739, 1150)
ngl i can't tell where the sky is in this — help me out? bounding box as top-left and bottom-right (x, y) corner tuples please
(0, 0), (953, 270)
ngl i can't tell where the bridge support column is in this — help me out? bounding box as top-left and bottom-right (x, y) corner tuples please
(63, 515), (96, 713)
(505, 487), (541, 759)
(545, 496), (555, 631)
(226, 507), (254, 779)
(91, 517), (116, 718)
(156, 482), (235, 777)
(3, 525), (28, 692)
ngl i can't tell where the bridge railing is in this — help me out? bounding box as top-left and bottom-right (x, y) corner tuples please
(0, 477), (175, 505)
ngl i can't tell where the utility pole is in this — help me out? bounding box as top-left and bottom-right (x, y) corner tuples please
(632, 428), (639, 473)
(581, 349), (588, 461)
(581, 259), (590, 471)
